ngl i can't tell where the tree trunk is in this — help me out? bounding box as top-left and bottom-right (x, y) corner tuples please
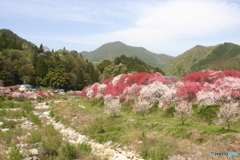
(227, 121), (231, 131)
(181, 118), (185, 125)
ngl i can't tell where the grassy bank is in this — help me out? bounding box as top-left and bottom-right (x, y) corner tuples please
(51, 95), (240, 160)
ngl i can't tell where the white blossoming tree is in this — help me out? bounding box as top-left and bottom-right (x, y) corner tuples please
(139, 81), (170, 103)
(104, 96), (121, 117)
(133, 98), (152, 117)
(216, 102), (239, 131)
(174, 101), (193, 125)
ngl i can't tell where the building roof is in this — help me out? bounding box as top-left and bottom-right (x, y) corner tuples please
(22, 84), (32, 87)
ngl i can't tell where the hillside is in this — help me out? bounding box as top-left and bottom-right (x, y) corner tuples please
(0, 29), (165, 90)
(163, 42), (240, 77)
(80, 41), (174, 68)
(0, 29), (37, 51)
(0, 29), (99, 89)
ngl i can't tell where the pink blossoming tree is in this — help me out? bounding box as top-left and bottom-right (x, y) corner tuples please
(174, 101), (193, 125)
(104, 95), (121, 117)
(133, 98), (152, 117)
(216, 102), (240, 131)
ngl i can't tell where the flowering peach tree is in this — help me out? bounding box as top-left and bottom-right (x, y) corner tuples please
(174, 101), (193, 125)
(104, 95), (121, 117)
(216, 102), (240, 131)
(71, 70), (240, 128)
(133, 98), (152, 117)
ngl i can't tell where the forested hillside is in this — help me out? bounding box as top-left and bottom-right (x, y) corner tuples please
(81, 41), (174, 68)
(0, 29), (37, 51)
(164, 43), (240, 77)
(97, 55), (163, 82)
(0, 29), (162, 89)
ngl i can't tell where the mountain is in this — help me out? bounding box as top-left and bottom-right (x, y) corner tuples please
(163, 42), (240, 77)
(0, 29), (37, 51)
(80, 41), (174, 68)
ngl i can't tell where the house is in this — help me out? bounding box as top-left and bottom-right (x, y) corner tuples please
(19, 84), (32, 92)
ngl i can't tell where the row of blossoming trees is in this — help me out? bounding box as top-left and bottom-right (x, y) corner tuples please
(68, 70), (240, 131)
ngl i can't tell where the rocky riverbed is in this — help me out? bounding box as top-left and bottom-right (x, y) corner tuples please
(34, 101), (144, 160)
(1, 100), (219, 160)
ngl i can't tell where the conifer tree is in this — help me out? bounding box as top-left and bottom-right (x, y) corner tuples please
(75, 67), (85, 90)
(36, 55), (48, 79)
(39, 44), (44, 53)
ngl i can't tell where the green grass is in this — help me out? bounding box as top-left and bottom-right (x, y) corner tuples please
(58, 141), (93, 160)
(0, 119), (21, 129)
(8, 146), (22, 160)
(0, 128), (26, 145)
(27, 130), (42, 143)
(28, 112), (42, 126)
(47, 95), (240, 159)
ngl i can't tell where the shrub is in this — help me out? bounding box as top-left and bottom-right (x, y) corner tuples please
(77, 142), (92, 156)
(42, 125), (62, 157)
(27, 130), (42, 143)
(140, 140), (169, 160)
(195, 105), (220, 125)
(58, 141), (78, 160)
(49, 108), (55, 118)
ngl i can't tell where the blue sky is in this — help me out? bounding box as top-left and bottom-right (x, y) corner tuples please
(1, 0), (240, 56)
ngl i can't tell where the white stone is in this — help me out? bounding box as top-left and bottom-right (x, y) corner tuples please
(95, 144), (105, 150)
(116, 147), (123, 153)
(104, 141), (112, 148)
(17, 143), (28, 148)
(29, 148), (38, 156)
(126, 152), (133, 158)
(104, 148), (115, 156)
(1, 128), (9, 132)
(122, 151), (127, 156)
(111, 153), (129, 160)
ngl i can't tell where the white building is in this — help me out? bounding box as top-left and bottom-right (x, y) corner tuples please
(19, 84), (32, 92)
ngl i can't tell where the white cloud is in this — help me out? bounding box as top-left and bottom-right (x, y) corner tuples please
(68, 0), (240, 55)
(136, 0), (240, 36)
(2, 0), (240, 56)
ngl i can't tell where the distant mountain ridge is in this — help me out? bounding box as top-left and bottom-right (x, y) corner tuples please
(163, 42), (240, 77)
(80, 41), (174, 68)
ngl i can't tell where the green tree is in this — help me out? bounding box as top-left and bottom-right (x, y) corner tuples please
(68, 72), (77, 88)
(39, 44), (44, 53)
(97, 59), (112, 73)
(31, 51), (39, 67)
(42, 64), (69, 88)
(36, 55), (48, 79)
(18, 64), (35, 84)
(75, 67), (85, 90)
(102, 64), (128, 81)
(87, 62), (99, 83)
(0, 59), (17, 86)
